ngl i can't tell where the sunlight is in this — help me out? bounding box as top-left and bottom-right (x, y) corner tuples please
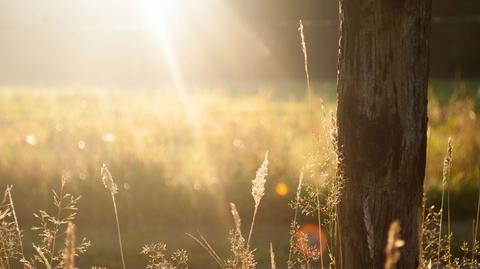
(0, 0), (279, 86)
(136, 2), (225, 194)
(138, 0), (193, 117)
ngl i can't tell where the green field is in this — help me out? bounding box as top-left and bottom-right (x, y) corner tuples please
(1, 81), (480, 268)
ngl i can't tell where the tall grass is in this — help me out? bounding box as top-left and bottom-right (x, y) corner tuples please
(269, 243), (276, 269)
(298, 20), (312, 107)
(186, 152), (269, 269)
(101, 164), (126, 269)
(247, 151), (269, 249)
(287, 170), (303, 269)
(436, 138), (453, 268)
(1, 129), (480, 268)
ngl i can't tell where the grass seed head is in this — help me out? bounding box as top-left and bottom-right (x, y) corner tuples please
(101, 164), (118, 195)
(252, 152), (269, 206)
(442, 137), (453, 186)
(230, 202), (242, 236)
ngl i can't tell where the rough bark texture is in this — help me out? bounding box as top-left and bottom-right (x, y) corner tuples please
(336, 1), (432, 269)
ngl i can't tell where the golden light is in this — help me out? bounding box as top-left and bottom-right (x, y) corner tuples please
(275, 182), (289, 197)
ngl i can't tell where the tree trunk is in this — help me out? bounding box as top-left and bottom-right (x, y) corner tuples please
(336, 1), (432, 269)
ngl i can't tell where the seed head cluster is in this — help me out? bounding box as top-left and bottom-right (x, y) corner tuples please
(252, 152), (269, 206)
(230, 203), (242, 236)
(101, 164), (118, 195)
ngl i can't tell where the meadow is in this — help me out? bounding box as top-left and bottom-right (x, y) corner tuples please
(1, 80), (480, 268)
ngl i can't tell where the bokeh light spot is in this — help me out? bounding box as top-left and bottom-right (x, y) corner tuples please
(25, 135), (37, 146)
(275, 182), (289, 197)
(103, 133), (115, 143)
(78, 140), (86, 149)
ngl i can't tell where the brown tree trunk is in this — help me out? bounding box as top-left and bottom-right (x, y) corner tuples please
(336, 1), (432, 269)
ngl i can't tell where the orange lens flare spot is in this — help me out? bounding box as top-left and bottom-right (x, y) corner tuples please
(275, 182), (289, 197)
(295, 223), (328, 258)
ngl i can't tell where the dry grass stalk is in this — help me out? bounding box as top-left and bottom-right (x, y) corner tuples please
(48, 176), (67, 266)
(385, 220), (405, 269)
(227, 203), (255, 269)
(298, 20), (311, 106)
(0, 207), (12, 269)
(270, 243), (276, 269)
(420, 126), (432, 266)
(186, 232), (225, 269)
(62, 222), (75, 269)
(247, 151), (269, 248)
(0, 185), (27, 269)
(287, 171), (303, 269)
(472, 219), (477, 268)
(5, 186), (25, 265)
(33, 245), (52, 269)
(437, 138), (453, 267)
(101, 164), (126, 269)
(330, 110), (343, 269)
(188, 154), (268, 269)
(230, 203), (242, 236)
(315, 186), (325, 269)
(475, 185), (480, 264)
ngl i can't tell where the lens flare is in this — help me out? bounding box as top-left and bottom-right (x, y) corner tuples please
(295, 223), (328, 258)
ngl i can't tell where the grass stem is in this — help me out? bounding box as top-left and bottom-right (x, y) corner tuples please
(247, 205), (259, 250)
(316, 187), (324, 269)
(111, 194), (126, 269)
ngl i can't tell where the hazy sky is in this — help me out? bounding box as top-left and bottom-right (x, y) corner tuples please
(0, 0), (283, 88)
(1, 0), (478, 88)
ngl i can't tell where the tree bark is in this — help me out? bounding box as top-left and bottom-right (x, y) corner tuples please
(336, 1), (432, 269)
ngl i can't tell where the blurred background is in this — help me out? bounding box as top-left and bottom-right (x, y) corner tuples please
(0, 0), (479, 268)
